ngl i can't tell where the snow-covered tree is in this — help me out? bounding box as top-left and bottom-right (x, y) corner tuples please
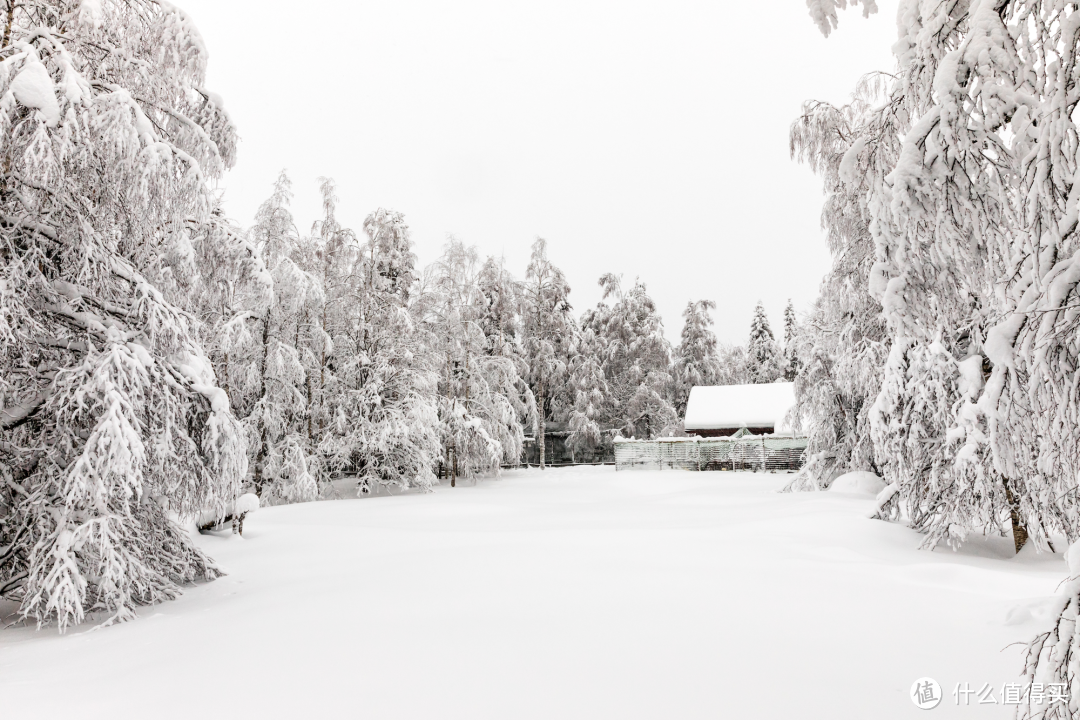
(477, 255), (521, 357)
(746, 301), (783, 384)
(782, 300), (801, 382)
(419, 238), (529, 484)
(806, 2), (1053, 551)
(520, 238), (574, 467)
(673, 299), (721, 416)
(810, 2), (1080, 708)
(565, 326), (609, 459)
(581, 274), (678, 439)
(715, 344), (749, 386)
(223, 173), (322, 504)
(299, 179), (355, 452)
(786, 86), (892, 491)
(0, 0), (245, 629)
(805, 0), (878, 38)
(320, 208), (440, 495)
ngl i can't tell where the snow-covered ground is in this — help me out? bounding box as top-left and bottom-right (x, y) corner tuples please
(0, 467), (1067, 719)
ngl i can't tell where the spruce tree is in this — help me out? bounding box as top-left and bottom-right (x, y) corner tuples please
(746, 301), (782, 384)
(782, 300), (801, 382)
(673, 300), (721, 416)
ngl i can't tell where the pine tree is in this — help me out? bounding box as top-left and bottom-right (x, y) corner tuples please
(746, 301), (782, 384)
(0, 0), (245, 629)
(782, 300), (801, 382)
(673, 300), (721, 417)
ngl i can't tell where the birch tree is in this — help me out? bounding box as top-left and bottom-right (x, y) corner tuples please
(787, 85), (892, 490)
(0, 0), (245, 629)
(581, 274), (678, 439)
(809, 2), (1080, 709)
(321, 208), (440, 495)
(221, 172), (322, 504)
(565, 326), (608, 459)
(420, 238), (528, 484)
(521, 238), (573, 467)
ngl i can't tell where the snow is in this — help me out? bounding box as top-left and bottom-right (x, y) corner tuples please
(984, 314), (1023, 371)
(829, 470), (887, 495)
(873, 481), (899, 512)
(9, 57), (60, 127)
(78, 0), (103, 28)
(1067, 541), (1080, 578)
(683, 382), (797, 432)
(234, 492), (259, 515)
(172, 349), (231, 413)
(196, 493), (260, 529)
(838, 137), (866, 183)
(0, 466), (1064, 718)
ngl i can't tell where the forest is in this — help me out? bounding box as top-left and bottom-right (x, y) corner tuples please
(0, 0), (797, 630)
(4, 1), (1080, 716)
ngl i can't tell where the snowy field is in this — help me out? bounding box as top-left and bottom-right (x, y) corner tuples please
(0, 467), (1067, 719)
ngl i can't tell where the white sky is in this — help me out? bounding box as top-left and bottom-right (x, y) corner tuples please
(180, 0), (898, 344)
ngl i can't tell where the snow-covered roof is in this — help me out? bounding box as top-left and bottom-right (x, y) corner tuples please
(683, 383), (796, 432)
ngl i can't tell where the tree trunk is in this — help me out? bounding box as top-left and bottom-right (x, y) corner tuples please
(2, 1), (15, 51)
(252, 310), (272, 497)
(538, 383), (546, 470)
(220, 350), (232, 408)
(1003, 477), (1028, 555)
(318, 304), (328, 436)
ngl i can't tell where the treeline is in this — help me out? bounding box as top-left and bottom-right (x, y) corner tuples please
(0, 0), (804, 630)
(202, 172), (804, 498)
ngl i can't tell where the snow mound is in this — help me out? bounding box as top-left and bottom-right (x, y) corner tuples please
(195, 494), (259, 529)
(1004, 605), (1033, 626)
(234, 493), (259, 515)
(1067, 541), (1080, 578)
(828, 471), (886, 496)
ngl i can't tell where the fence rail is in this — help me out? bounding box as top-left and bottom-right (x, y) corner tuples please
(614, 436), (807, 472)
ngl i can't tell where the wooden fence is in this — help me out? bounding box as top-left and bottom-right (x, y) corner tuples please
(613, 435), (807, 472)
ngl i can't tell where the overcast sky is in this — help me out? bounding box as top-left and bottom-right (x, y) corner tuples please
(180, 0), (898, 344)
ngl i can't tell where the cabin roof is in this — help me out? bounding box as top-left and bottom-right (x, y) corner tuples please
(683, 382), (796, 432)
